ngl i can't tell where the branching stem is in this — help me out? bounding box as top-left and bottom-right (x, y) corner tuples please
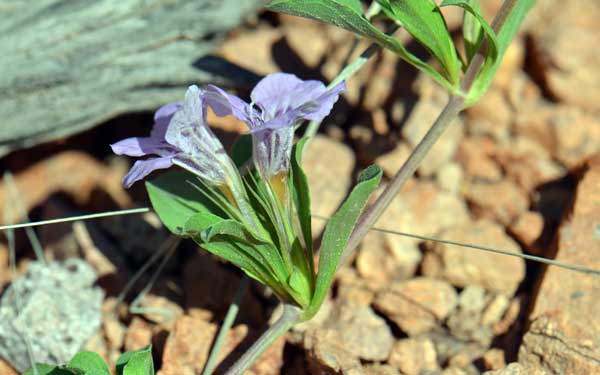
(341, 0), (518, 264)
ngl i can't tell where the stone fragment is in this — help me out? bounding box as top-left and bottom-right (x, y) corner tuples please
(374, 277), (458, 335)
(363, 364), (401, 375)
(137, 294), (184, 326)
(103, 314), (125, 350)
(456, 137), (502, 182)
(482, 294), (510, 326)
(528, 1), (600, 112)
(483, 362), (545, 375)
(124, 317), (153, 352)
(436, 162), (464, 195)
(218, 27), (280, 75)
(483, 349), (506, 371)
(303, 135), (355, 236)
(305, 329), (364, 375)
(159, 315), (217, 375)
(389, 337), (439, 375)
(356, 231), (422, 284)
(0, 259), (103, 372)
(458, 285), (487, 313)
(466, 87), (512, 142)
(465, 180), (528, 225)
(508, 211), (544, 253)
(430, 220), (525, 295)
(323, 303), (393, 361)
(549, 106), (600, 168)
(0, 358), (18, 375)
(519, 160), (600, 374)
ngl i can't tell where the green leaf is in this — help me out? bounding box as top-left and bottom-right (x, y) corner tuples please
(440, 0), (498, 68)
(67, 352), (110, 375)
(266, 0), (455, 92)
(377, 0), (460, 84)
(290, 137), (313, 266)
(116, 346), (154, 375)
(146, 171), (224, 235)
(25, 364), (79, 375)
(184, 215), (292, 298)
(465, 0), (536, 106)
(305, 165), (382, 319)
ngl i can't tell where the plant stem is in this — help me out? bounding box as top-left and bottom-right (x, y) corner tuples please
(203, 276), (249, 375)
(341, 0), (518, 264)
(224, 304), (302, 375)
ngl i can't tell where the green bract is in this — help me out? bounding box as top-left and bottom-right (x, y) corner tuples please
(147, 137), (382, 318)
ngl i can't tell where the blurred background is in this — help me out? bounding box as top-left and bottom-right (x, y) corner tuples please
(1, 1), (599, 374)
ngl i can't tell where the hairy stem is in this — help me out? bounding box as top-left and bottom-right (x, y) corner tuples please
(224, 304), (302, 375)
(341, 0), (518, 264)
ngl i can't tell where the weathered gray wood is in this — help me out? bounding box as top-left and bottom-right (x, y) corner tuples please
(0, 0), (263, 156)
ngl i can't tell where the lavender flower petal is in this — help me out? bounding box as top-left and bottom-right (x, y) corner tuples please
(122, 157), (174, 188)
(166, 85), (231, 185)
(205, 85), (254, 123)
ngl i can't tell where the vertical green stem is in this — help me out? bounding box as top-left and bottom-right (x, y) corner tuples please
(224, 304), (302, 375)
(202, 276), (249, 375)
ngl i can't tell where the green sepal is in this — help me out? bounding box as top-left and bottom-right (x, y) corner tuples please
(304, 165), (382, 319)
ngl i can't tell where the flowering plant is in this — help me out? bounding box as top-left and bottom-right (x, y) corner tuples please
(112, 73), (381, 318)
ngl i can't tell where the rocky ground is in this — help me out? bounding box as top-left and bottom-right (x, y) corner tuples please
(1, 1), (600, 374)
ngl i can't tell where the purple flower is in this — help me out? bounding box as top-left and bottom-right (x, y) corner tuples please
(111, 85), (235, 188)
(206, 73), (345, 179)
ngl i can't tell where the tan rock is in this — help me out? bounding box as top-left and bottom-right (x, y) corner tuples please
(482, 294), (510, 326)
(492, 38), (525, 91)
(465, 180), (528, 225)
(389, 337), (439, 375)
(519, 160), (600, 374)
(217, 27), (280, 75)
(374, 277), (458, 335)
(483, 348), (506, 371)
(103, 314), (125, 350)
(436, 162), (464, 195)
(159, 315), (217, 375)
(483, 362), (546, 375)
(323, 303), (394, 361)
(356, 231), (422, 284)
(431, 220), (525, 295)
(467, 87), (512, 142)
(549, 106), (600, 167)
(363, 364), (401, 375)
(456, 137), (503, 182)
(528, 1), (600, 112)
(137, 294), (184, 326)
(305, 329), (364, 375)
(0, 358), (18, 375)
(509, 211), (544, 254)
(124, 317), (153, 352)
(303, 135), (355, 237)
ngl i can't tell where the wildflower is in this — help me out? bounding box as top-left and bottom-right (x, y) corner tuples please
(111, 85), (238, 190)
(206, 73), (346, 188)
